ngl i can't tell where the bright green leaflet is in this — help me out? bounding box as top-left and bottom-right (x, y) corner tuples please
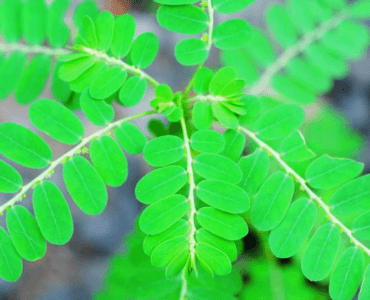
(167, 107), (183, 122)
(0, 122), (52, 169)
(329, 247), (363, 300)
(0, 159), (22, 193)
(251, 172), (295, 231)
(155, 84), (173, 100)
(58, 55), (95, 82)
(70, 61), (108, 93)
(22, 0), (47, 45)
(143, 135), (185, 167)
(73, 0), (99, 29)
(196, 242), (231, 276)
(118, 76), (147, 107)
(0, 0), (22, 43)
(351, 1), (370, 19)
(151, 236), (188, 267)
(51, 61), (72, 103)
(143, 219), (189, 256)
(156, 5), (208, 35)
(63, 156), (108, 215)
(238, 148), (269, 196)
(193, 101), (213, 130)
(197, 207), (248, 241)
(6, 205), (47, 261)
(301, 223), (341, 281)
(330, 174), (370, 215)
(96, 11), (114, 51)
(193, 68), (213, 94)
(305, 154), (364, 190)
(212, 103), (238, 129)
(58, 52), (90, 62)
(213, 19), (252, 50)
(89, 136), (128, 187)
(212, 0), (256, 14)
(174, 38), (208, 66)
(47, 0), (70, 48)
(239, 96), (262, 125)
(0, 227), (23, 282)
(148, 118), (169, 137)
(193, 153), (242, 184)
(209, 67), (236, 95)
(82, 15), (97, 49)
(135, 165), (187, 204)
(269, 198), (317, 258)
(254, 104), (305, 140)
(115, 122), (147, 155)
(15, 54), (51, 105)
(110, 14), (135, 59)
(130, 32), (159, 69)
(287, 0), (315, 34)
(165, 247), (190, 279)
(32, 181), (74, 245)
(190, 130), (225, 153)
(359, 265), (370, 300)
(154, 0), (200, 4)
(139, 194), (188, 235)
(89, 66), (127, 99)
(218, 79), (246, 97)
(29, 98), (85, 145)
(220, 129), (245, 162)
(351, 211), (370, 240)
(280, 131), (316, 162)
(80, 88), (114, 126)
(196, 179), (249, 214)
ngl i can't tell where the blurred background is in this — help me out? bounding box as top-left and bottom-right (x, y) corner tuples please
(0, 0), (369, 299)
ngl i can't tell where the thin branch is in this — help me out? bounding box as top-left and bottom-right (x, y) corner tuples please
(238, 125), (370, 257)
(0, 42), (70, 56)
(206, 0), (214, 51)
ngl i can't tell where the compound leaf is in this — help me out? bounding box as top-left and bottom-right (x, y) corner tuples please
(90, 66), (127, 99)
(213, 19), (252, 50)
(118, 76), (147, 107)
(196, 242), (231, 276)
(0, 159), (22, 193)
(115, 122), (147, 155)
(130, 32), (159, 69)
(190, 130), (225, 153)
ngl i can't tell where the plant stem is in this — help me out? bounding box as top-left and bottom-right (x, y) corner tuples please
(0, 42), (70, 56)
(206, 0), (214, 51)
(0, 110), (157, 215)
(238, 126), (370, 257)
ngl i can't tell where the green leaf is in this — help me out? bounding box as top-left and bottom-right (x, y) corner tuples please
(359, 264), (370, 300)
(29, 98), (85, 145)
(0, 51), (27, 100)
(165, 247), (189, 279)
(280, 131), (316, 162)
(115, 122), (147, 155)
(255, 104), (305, 140)
(212, 103), (238, 129)
(238, 148), (269, 196)
(196, 242), (231, 276)
(90, 136), (128, 187)
(0, 227), (22, 282)
(220, 129), (245, 162)
(213, 0), (256, 14)
(193, 68), (213, 94)
(351, 211), (370, 240)
(155, 84), (173, 100)
(73, 0), (98, 29)
(15, 54), (51, 105)
(6, 205), (46, 261)
(329, 247), (363, 300)
(301, 223), (341, 281)
(239, 96), (262, 125)
(305, 155), (364, 190)
(90, 66), (127, 99)
(190, 130), (225, 153)
(58, 55), (95, 82)
(70, 61), (108, 93)
(0, 122), (52, 169)
(167, 107), (183, 122)
(139, 195), (188, 235)
(287, 0), (315, 34)
(143, 136), (185, 167)
(209, 67), (237, 95)
(110, 14), (135, 58)
(135, 166), (188, 204)
(0, 159), (22, 193)
(51, 61), (72, 103)
(96, 11), (115, 51)
(197, 207), (248, 240)
(196, 179), (249, 214)
(251, 172), (295, 231)
(143, 219), (189, 256)
(151, 236), (188, 267)
(33, 181), (74, 245)
(218, 80), (246, 97)
(82, 15), (97, 48)
(47, 0), (70, 48)
(0, 0), (22, 43)
(154, 0), (200, 4)
(269, 198), (317, 258)
(118, 76), (147, 107)
(156, 5), (208, 35)
(22, 0), (47, 45)
(148, 119), (169, 137)
(213, 19), (252, 50)
(80, 88), (114, 126)
(193, 101), (213, 130)
(63, 156), (108, 215)
(330, 174), (370, 215)
(350, 0), (370, 18)
(130, 32), (159, 69)
(175, 38), (208, 66)
(193, 153), (242, 184)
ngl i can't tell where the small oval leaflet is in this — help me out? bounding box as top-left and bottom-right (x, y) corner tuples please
(280, 130), (316, 162)
(6, 205), (47, 261)
(135, 165), (188, 204)
(89, 66), (127, 99)
(115, 122), (147, 155)
(29, 98), (85, 145)
(220, 129), (245, 162)
(0, 226), (23, 282)
(0, 122), (52, 169)
(213, 19), (252, 50)
(213, 0), (256, 14)
(175, 38), (208, 66)
(196, 242), (232, 276)
(0, 159), (22, 193)
(301, 223), (341, 281)
(197, 207), (248, 240)
(70, 61), (108, 93)
(165, 246), (190, 279)
(352, 211), (370, 240)
(193, 67), (213, 94)
(118, 76), (147, 107)
(58, 55), (95, 82)
(190, 130), (225, 153)
(130, 32), (159, 69)
(193, 101), (213, 130)
(82, 15), (97, 49)
(110, 13), (135, 59)
(150, 236), (189, 267)
(33, 181), (74, 245)
(193, 153), (242, 184)
(139, 194), (188, 235)
(90, 136), (128, 187)
(212, 102), (238, 129)
(359, 265), (370, 300)
(196, 179), (249, 214)
(209, 67), (236, 95)
(143, 135), (185, 167)
(63, 156), (108, 215)
(22, 0), (47, 45)
(96, 11), (115, 51)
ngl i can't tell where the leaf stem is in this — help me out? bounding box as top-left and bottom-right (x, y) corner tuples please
(0, 110), (157, 215)
(0, 42), (70, 56)
(206, 0), (214, 51)
(238, 125), (370, 257)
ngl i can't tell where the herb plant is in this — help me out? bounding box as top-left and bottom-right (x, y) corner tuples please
(0, 0), (370, 299)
